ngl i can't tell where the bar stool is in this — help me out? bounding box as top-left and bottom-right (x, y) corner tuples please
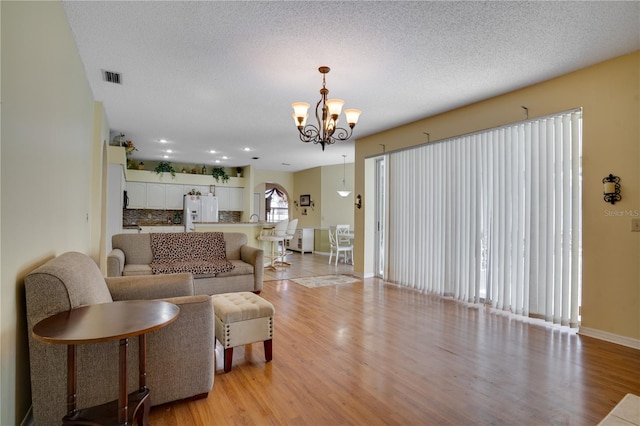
(258, 220), (288, 270)
(281, 218), (298, 266)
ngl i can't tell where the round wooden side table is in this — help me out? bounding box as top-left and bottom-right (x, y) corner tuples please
(32, 300), (180, 426)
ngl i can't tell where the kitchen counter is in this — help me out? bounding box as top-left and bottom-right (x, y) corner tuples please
(193, 222), (272, 226)
(123, 223), (185, 233)
(125, 222), (183, 227)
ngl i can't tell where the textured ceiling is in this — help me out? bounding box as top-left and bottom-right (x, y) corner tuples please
(62, 1), (639, 172)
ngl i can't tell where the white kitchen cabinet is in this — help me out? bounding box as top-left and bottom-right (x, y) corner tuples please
(165, 184), (185, 209)
(126, 182), (146, 209)
(146, 183), (166, 209)
(217, 187), (244, 211)
(286, 228), (314, 253)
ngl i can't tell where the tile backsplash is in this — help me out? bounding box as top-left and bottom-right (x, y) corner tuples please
(123, 209), (241, 225)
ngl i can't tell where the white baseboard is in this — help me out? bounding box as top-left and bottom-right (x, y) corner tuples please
(578, 326), (640, 350)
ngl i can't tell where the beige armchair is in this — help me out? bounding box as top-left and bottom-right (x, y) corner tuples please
(25, 251), (215, 426)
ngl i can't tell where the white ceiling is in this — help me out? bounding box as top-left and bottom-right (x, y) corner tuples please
(62, 1), (639, 172)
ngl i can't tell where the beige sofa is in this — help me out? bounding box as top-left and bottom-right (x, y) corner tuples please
(108, 232), (264, 294)
(25, 251), (215, 426)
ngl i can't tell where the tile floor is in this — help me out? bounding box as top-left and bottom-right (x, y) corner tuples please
(599, 394), (640, 426)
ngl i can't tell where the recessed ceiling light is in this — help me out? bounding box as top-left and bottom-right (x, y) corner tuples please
(159, 139), (167, 143)
(215, 160), (220, 163)
(243, 147), (251, 151)
(222, 156), (228, 160)
(163, 155), (169, 159)
(166, 149), (173, 153)
(209, 150), (216, 154)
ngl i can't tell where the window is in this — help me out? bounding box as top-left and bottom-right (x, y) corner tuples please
(265, 187), (289, 223)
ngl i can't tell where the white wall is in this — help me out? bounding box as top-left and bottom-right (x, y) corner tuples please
(1, 2), (101, 423)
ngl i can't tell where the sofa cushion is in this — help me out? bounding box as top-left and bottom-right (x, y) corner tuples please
(112, 233), (154, 264)
(223, 233), (248, 260)
(123, 264), (153, 276)
(216, 259), (254, 277)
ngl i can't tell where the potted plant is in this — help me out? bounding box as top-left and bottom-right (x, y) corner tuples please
(154, 161), (176, 179)
(211, 167), (229, 183)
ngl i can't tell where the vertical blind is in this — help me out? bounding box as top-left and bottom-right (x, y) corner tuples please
(387, 110), (582, 327)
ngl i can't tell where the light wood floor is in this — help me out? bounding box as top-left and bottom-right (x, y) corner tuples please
(149, 252), (640, 425)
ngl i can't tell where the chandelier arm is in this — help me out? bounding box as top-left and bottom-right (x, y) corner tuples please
(298, 125), (321, 144)
(329, 127), (354, 142)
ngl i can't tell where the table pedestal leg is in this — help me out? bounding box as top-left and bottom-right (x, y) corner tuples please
(66, 344), (77, 418)
(118, 338), (129, 425)
(137, 334), (150, 426)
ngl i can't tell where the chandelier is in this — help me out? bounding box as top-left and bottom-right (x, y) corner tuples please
(337, 154), (352, 197)
(292, 66), (361, 151)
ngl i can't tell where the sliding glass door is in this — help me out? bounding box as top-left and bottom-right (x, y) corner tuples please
(385, 110), (582, 327)
(374, 157), (386, 278)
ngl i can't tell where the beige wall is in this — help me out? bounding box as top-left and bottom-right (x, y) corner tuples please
(355, 52), (640, 343)
(1, 2), (103, 423)
(292, 167), (322, 228)
(320, 162), (355, 229)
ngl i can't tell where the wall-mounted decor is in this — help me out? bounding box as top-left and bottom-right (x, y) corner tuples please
(603, 173), (621, 204)
(300, 194), (311, 206)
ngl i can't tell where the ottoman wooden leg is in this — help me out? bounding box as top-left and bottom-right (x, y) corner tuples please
(264, 339), (272, 362)
(224, 348), (233, 373)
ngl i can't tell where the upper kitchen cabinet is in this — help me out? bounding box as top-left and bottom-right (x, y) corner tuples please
(133, 183), (185, 210)
(165, 184), (185, 209)
(146, 183), (166, 209)
(217, 187), (244, 211)
(126, 182), (146, 209)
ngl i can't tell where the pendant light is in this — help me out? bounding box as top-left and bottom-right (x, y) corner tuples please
(337, 154), (352, 197)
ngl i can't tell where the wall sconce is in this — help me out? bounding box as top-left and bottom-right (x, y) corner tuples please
(310, 200), (315, 211)
(293, 200), (299, 210)
(355, 194), (362, 209)
(603, 174), (621, 205)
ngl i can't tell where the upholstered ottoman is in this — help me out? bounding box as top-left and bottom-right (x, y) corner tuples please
(211, 292), (274, 372)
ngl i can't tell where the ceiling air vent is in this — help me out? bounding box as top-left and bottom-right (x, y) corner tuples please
(102, 69), (121, 84)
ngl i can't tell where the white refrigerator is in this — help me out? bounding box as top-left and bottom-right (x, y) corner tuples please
(184, 194), (218, 231)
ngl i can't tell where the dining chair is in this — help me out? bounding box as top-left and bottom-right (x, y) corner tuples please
(328, 226), (354, 266)
(336, 224), (352, 244)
